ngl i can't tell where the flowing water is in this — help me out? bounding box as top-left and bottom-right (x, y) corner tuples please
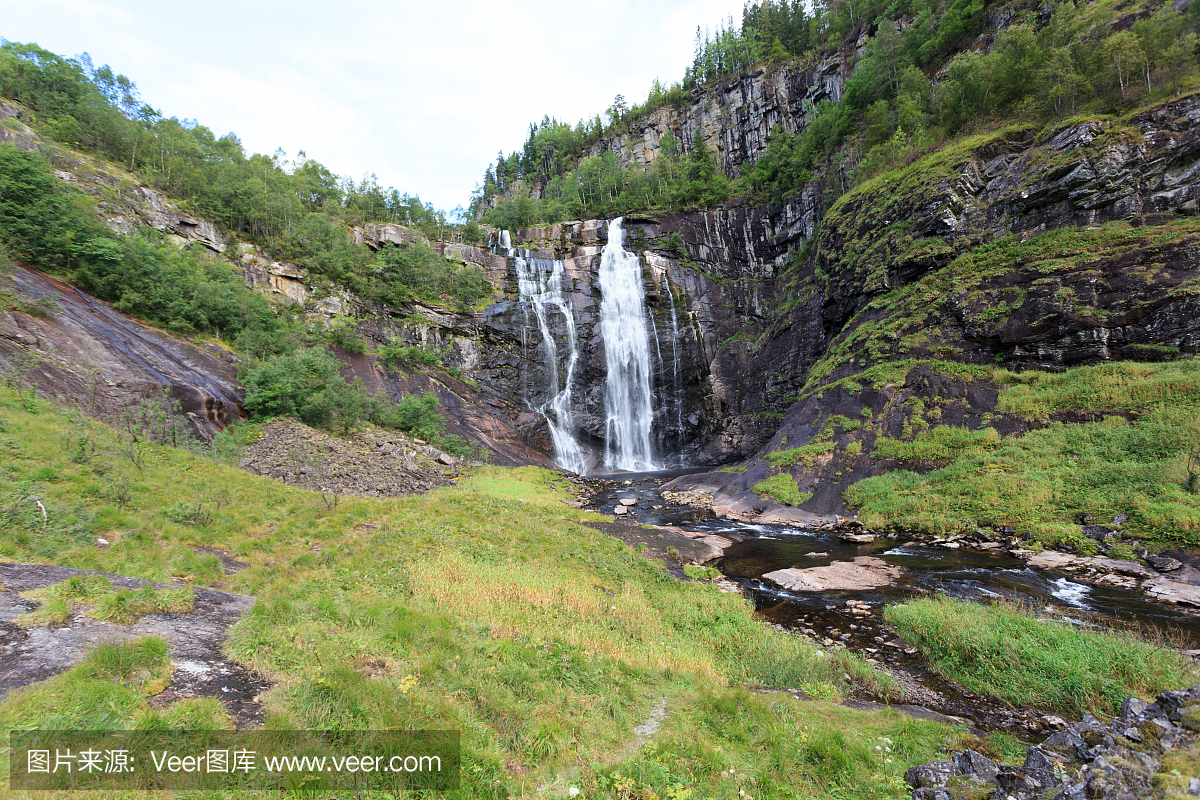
(599, 218), (659, 472)
(501, 231), (587, 474)
(584, 473), (1200, 733)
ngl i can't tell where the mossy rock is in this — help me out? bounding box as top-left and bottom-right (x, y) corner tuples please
(1180, 704), (1200, 732)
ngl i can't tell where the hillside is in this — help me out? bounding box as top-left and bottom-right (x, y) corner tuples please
(3, 1), (1200, 797)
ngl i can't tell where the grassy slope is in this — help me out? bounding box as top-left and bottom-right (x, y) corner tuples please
(885, 598), (1198, 716)
(845, 360), (1200, 550)
(0, 386), (976, 799)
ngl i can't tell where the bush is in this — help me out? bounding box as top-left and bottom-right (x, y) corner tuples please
(240, 348), (475, 455)
(377, 340), (445, 370)
(240, 348), (372, 433)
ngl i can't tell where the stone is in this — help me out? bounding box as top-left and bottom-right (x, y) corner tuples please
(955, 750), (1000, 784)
(436, 452), (455, 466)
(619, 498), (638, 506)
(612, 506), (629, 516)
(838, 532), (876, 543)
(1143, 577), (1200, 607)
(762, 556), (902, 592)
(904, 760), (962, 789)
(1148, 554), (1183, 572)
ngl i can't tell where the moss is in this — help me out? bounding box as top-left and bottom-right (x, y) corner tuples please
(1181, 704), (1200, 733)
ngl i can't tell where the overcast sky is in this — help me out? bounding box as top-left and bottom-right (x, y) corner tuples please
(1, 0), (747, 213)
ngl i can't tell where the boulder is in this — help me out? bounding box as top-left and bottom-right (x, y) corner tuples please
(762, 556), (901, 592)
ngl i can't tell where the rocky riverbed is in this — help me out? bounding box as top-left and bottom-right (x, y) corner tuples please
(576, 470), (1200, 740)
(907, 687), (1200, 799)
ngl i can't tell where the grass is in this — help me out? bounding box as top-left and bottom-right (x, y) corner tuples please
(16, 574), (194, 626)
(89, 584), (195, 624)
(845, 362), (1200, 548)
(885, 598), (1199, 716)
(765, 442), (835, 468)
(0, 636), (227, 732)
(996, 360), (1200, 421)
(872, 426), (1002, 463)
(751, 473), (812, 506)
(15, 574), (111, 626)
(0, 384), (975, 799)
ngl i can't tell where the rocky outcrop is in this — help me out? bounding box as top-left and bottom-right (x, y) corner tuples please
(584, 50), (856, 180)
(907, 687), (1200, 799)
(237, 418), (463, 498)
(0, 262), (242, 439)
(1, 100), (227, 253)
(658, 93), (1200, 514)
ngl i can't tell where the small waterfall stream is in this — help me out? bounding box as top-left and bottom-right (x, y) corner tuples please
(599, 218), (659, 471)
(665, 277), (685, 457)
(501, 231), (587, 474)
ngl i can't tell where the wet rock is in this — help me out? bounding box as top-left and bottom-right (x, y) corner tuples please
(838, 532), (876, 543)
(762, 556), (902, 592)
(0, 264), (242, 440)
(660, 490), (714, 511)
(1148, 554), (1183, 572)
(619, 498), (638, 506)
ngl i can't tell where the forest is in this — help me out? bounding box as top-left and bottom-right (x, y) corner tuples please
(474, 0), (1200, 224)
(0, 42), (492, 453)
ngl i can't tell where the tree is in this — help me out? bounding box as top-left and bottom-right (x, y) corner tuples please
(606, 94), (629, 131)
(1103, 31), (1145, 103)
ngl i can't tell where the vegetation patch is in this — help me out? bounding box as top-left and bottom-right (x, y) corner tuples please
(751, 473), (812, 506)
(88, 584), (195, 624)
(872, 426), (1002, 462)
(0, 386), (971, 798)
(885, 598), (1198, 716)
(16, 574), (194, 626)
(846, 361), (1200, 546)
(765, 442), (835, 467)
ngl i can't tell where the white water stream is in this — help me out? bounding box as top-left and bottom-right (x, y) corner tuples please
(501, 231), (587, 474)
(598, 218), (659, 471)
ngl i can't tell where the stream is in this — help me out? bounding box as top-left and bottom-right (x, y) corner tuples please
(583, 471), (1200, 736)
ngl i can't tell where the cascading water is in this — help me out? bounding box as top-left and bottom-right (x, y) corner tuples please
(500, 231), (587, 474)
(664, 277), (685, 458)
(598, 218), (659, 471)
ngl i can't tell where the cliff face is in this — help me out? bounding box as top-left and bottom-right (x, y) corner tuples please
(0, 263), (242, 440)
(662, 92), (1200, 517)
(6, 81), (1199, 484)
(582, 46), (858, 180)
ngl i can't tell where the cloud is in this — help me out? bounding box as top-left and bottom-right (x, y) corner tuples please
(1, 0), (748, 210)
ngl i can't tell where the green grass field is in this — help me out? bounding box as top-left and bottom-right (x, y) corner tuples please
(0, 386), (977, 799)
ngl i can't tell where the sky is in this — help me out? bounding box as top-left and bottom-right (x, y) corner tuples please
(0, 0), (748, 214)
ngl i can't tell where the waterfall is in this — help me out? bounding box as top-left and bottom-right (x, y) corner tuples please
(599, 218), (659, 471)
(501, 231), (587, 474)
(665, 277), (685, 459)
